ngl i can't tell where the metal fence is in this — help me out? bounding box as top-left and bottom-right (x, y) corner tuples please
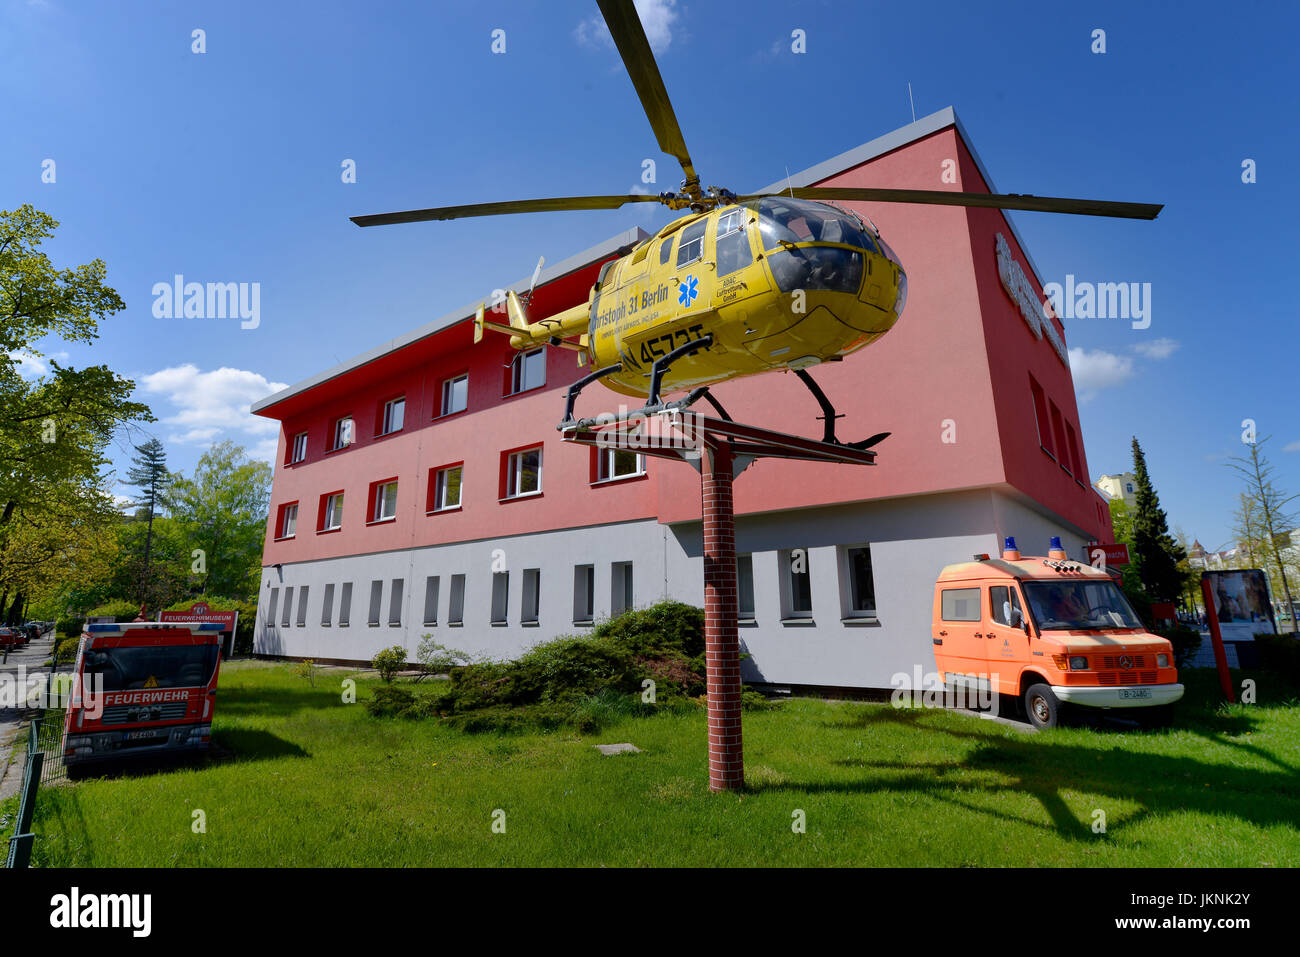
(4, 708), (67, 868)
(29, 709), (68, 786)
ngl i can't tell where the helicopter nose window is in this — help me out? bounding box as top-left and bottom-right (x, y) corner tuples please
(716, 209), (754, 278)
(755, 197), (878, 254)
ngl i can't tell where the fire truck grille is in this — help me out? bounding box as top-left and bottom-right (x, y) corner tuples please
(1101, 655), (1149, 669)
(1097, 671), (1159, 686)
(101, 701), (189, 724)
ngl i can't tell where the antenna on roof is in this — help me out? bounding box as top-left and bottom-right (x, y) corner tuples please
(908, 82), (916, 123)
(784, 166), (795, 199)
(523, 256), (545, 305)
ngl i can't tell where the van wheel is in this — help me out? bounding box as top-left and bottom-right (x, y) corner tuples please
(1024, 683), (1062, 729)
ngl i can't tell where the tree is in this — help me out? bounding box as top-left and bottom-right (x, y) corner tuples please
(1227, 435), (1298, 632)
(1128, 437), (1188, 603)
(0, 204), (152, 621)
(167, 441), (272, 601)
(123, 438), (171, 608)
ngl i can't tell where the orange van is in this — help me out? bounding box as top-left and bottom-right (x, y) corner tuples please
(932, 537), (1183, 728)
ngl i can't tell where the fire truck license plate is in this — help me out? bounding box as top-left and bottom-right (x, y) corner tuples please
(125, 729), (166, 741)
(1119, 688), (1152, 699)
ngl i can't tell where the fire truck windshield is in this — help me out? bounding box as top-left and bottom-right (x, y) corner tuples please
(83, 644), (219, 692)
(1022, 580), (1143, 631)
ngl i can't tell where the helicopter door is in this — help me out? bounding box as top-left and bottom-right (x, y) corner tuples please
(671, 216), (714, 317)
(710, 208), (768, 311)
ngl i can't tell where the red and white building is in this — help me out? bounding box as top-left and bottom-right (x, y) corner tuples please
(251, 107), (1114, 691)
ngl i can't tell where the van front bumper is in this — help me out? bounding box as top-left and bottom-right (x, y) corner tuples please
(1051, 684), (1184, 708)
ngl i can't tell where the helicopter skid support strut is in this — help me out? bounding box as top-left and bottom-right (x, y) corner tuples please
(561, 411), (879, 793)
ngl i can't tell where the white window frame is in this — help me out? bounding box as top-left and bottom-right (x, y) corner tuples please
(280, 503), (298, 539)
(323, 493), (344, 531)
(431, 465), (463, 511)
(441, 374), (468, 416)
(573, 564), (595, 624)
(596, 448), (646, 483)
(332, 416), (354, 451)
(373, 481), (398, 522)
(508, 348), (546, 395)
(504, 447), (543, 499)
(781, 548), (813, 619)
(522, 568), (541, 624)
(841, 545), (877, 619)
(380, 397), (405, 436)
(290, 431), (308, 463)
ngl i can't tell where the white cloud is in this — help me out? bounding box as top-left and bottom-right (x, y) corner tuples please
(1132, 337), (1179, 360)
(138, 365), (287, 450)
(1069, 347), (1134, 401)
(577, 0), (678, 54)
(7, 350), (70, 379)
(1284, 441), (1300, 453)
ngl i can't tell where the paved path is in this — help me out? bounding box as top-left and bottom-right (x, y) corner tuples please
(0, 632), (59, 800)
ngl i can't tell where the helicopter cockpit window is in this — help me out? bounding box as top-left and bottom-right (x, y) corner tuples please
(755, 197), (878, 255)
(676, 219), (706, 268)
(715, 208), (753, 278)
(659, 236), (674, 265)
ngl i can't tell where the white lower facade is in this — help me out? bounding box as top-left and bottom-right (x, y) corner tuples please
(253, 486), (1093, 691)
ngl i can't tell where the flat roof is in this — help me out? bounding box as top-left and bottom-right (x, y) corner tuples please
(251, 226), (650, 415)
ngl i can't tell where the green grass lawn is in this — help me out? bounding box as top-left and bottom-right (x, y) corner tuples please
(3, 662), (1298, 867)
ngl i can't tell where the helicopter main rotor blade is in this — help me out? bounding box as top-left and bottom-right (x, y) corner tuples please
(597, 0), (699, 190)
(350, 194), (662, 227)
(739, 187), (1162, 220)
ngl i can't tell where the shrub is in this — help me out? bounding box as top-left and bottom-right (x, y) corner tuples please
(415, 635), (475, 680)
(55, 618), (85, 641)
(1156, 626), (1202, 669)
(55, 637), (81, 665)
(86, 599), (146, 621)
(1255, 632), (1300, 680)
(294, 659), (318, 687)
(741, 689), (779, 711)
(371, 646), (407, 684)
(365, 685), (415, 717)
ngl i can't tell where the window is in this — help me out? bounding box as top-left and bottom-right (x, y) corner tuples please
(1049, 401), (1068, 472)
(611, 561), (633, 616)
(676, 219), (706, 267)
(331, 416), (354, 451)
(338, 582), (352, 627)
(290, 431), (307, 464)
(441, 374), (468, 416)
(278, 502), (298, 539)
(844, 546), (877, 616)
(321, 492), (344, 531)
(368, 580), (383, 626)
(429, 465), (462, 511)
(265, 588), (279, 628)
(941, 588), (982, 622)
(504, 447), (542, 498)
(658, 236), (674, 265)
(423, 576), (440, 626)
(296, 586), (309, 627)
(782, 549), (812, 618)
(448, 574), (466, 625)
(1125, 482), (1134, 494)
(990, 585), (1025, 627)
(716, 208), (753, 278)
(380, 397), (405, 435)
(508, 348), (546, 394)
(522, 568), (541, 624)
(1029, 375), (1053, 457)
(281, 587), (294, 627)
(737, 555), (755, 621)
(372, 480), (398, 522)
(321, 583), (335, 626)
(491, 572), (509, 624)
(573, 564), (595, 623)
(596, 448), (645, 482)
(389, 578), (404, 626)
(1065, 422), (1082, 479)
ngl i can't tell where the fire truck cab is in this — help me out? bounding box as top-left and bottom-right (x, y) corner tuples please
(932, 537), (1184, 729)
(63, 621), (223, 769)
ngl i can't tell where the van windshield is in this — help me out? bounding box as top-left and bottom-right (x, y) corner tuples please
(1022, 580), (1143, 630)
(83, 644), (219, 692)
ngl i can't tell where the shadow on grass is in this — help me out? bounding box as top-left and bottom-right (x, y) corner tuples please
(215, 682), (358, 720)
(749, 703), (1299, 843)
(65, 729), (307, 783)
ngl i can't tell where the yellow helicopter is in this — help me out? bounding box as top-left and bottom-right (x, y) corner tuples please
(352, 0), (1161, 448)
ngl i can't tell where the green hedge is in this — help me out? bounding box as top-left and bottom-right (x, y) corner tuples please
(1255, 633), (1300, 680)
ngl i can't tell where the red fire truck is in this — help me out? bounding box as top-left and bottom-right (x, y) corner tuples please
(62, 621), (224, 769)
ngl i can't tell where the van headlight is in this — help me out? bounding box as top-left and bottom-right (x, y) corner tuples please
(1157, 654), (1169, 668)
(1069, 656), (1089, 670)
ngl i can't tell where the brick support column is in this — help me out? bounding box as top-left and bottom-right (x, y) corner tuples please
(701, 439), (743, 792)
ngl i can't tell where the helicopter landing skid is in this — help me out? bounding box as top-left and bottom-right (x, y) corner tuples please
(557, 333), (717, 430)
(793, 368), (891, 450)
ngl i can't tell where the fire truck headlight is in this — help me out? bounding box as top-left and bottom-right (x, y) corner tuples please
(66, 735), (90, 749)
(1157, 653), (1169, 668)
(1068, 656), (1089, 671)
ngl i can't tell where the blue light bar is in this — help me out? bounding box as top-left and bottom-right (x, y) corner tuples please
(197, 623), (224, 630)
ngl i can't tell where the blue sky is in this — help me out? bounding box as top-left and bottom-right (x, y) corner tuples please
(3, 0), (1297, 551)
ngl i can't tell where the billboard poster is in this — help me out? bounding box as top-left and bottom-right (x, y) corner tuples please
(1202, 569), (1276, 641)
